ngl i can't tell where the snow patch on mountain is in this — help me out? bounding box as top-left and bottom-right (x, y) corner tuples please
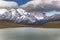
(0, 9), (8, 15)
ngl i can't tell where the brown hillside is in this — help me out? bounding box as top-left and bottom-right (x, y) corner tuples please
(0, 20), (60, 28)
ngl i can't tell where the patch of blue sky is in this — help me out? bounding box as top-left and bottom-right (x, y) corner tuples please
(5, 0), (31, 5)
(45, 10), (60, 16)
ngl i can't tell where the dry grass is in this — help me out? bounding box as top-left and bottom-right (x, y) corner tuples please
(0, 20), (60, 28)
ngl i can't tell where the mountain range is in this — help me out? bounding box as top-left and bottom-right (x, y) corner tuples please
(0, 8), (60, 24)
(32, 13), (60, 24)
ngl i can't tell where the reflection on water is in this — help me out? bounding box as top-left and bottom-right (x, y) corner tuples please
(0, 28), (60, 40)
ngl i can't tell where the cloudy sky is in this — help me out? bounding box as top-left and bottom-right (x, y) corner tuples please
(0, 0), (60, 16)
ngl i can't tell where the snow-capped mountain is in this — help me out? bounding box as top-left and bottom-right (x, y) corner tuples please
(49, 14), (60, 21)
(0, 8), (46, 24)
(0, 9), (11, 20)
(33, 13), (60, 24)
(0, 8), (60, 24)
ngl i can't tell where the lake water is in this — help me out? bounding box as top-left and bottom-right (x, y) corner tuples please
(0, 28), (60, 40)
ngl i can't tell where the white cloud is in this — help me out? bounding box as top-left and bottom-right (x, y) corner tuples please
(0, 1), (18, 8)
(20, 0), (60, 12)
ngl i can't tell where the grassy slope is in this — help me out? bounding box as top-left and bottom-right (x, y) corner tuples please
(0, 20), (60, 28)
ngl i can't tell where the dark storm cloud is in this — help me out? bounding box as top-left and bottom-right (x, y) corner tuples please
(20, 0), (60, 12)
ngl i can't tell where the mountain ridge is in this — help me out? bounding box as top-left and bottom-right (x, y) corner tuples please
(0, 8), (60, 24)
